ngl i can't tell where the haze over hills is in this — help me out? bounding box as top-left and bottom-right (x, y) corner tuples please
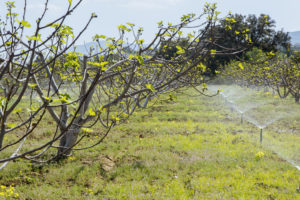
(289, 31), (300, 46)
(71, 41), (106, 55)
(72, 31), (300, 55)
(72, 41), (143, 55)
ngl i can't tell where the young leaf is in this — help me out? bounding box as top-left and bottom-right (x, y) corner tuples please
(238, 63), (244, 70)
(145, 84), (155, 92)
(176, 46), (185, 54)
(21, 20), (31, 28)
(88, 108), (96, 116)
(82, 128), (93, 133)
(210, 49), (216, 55)
(28, 83), (37, 88)
(135, 55), (144, 65)
(13, 108), (22, 114)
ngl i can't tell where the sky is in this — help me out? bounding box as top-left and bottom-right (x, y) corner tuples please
(1, 0), (300, 44)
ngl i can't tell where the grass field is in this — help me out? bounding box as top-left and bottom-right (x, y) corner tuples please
(0, 86), (299, 200)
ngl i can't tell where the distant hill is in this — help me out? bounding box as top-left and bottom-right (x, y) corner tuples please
(71, 41), (106, 55)
(289, 31), (300, 46)
(72, 41), (143, 55)
(73, 32), (300, 54)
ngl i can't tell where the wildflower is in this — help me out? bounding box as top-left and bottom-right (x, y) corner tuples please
(255, 151), (264, 160)
(68, 156), (76, 161)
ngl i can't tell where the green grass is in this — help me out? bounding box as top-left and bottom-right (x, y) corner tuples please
(0, 86), (299, 200)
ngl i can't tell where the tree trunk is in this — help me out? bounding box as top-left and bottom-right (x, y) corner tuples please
(0, 127), (5, 149)
(295, 94), (299, 104)
(57, 125), (81, 158)
(264, 87), (269, 92)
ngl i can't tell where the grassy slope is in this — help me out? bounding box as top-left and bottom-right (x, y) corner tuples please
(0, 88), (299, 200)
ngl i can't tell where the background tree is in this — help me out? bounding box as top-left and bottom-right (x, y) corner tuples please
(222, 49), (300, 103)
(205, 13), (291, 74)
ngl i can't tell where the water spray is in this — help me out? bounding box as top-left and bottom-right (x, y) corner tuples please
(210, 85), (300, 171)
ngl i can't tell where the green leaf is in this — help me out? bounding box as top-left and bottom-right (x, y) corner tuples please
(6, 1), (16, 8)
(135, 55), (144, 65)
(105, 43), (115, 49)
(267, 51), (275, 56)
(82, 128), (93, 133)
(145, 84), (155, 92)
(176, 46), (185, 54)
(13, 108), (22, 114)
(52, 96), (69, 103)
(126, 22), (135, 27)
(99, 105), (106, 113)
(157, 21), (163, 26)
(117, 24), (130, 32)
(20, 20), (31, 28)
(138, 39), (144, 45)
(93, 34), (106, 41)
(26, 36), (42, 42)
(112, 115), (120, 122)
(197, 63), (206, 72)
(88, 108), (96, 116)
(210, 49), (216, 55)
(5, 41), (12, 46)
(44, 96), (51, 101)
(187, 33), (194, 38)
(100, 61), (108, 71)
(28, 83), (37, 88)
(68, 0), (72, 5)
(7, 123), (17, 128)
(128, 54), (134, 59)
(238, 63), (244, 70)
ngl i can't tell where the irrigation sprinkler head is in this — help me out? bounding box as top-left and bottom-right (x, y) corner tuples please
(241, 113), (243, 124)
(260, 128), (263, 144)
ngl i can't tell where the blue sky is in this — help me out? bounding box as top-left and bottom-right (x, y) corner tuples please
(1, 0), (299, 44)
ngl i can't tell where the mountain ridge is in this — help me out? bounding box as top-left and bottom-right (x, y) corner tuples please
(72, 31), (300, 55)
(289, 31), (300, 45)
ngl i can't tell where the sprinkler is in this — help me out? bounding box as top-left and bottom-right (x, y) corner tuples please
(241, 113), (243, 124)
(228, 100), (234, 112)
(260, 128), (263, 144)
